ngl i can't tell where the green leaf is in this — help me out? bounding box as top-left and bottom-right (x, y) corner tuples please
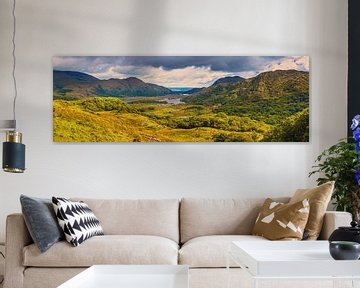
(309, 139), (360, 215)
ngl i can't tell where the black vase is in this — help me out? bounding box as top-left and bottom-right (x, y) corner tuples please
(328, 221), (360, 244)
(329, 241), (360, 260)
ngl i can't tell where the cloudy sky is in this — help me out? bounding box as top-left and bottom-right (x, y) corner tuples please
(53, 56), (309, 88)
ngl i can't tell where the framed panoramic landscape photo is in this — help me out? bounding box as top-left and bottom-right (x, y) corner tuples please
(53, 56), (309, 142)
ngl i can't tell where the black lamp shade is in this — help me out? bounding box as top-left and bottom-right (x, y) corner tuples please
(2, 141), (25, 173)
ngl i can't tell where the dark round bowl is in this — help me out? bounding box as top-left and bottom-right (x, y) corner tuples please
(329, 241), (360, 260)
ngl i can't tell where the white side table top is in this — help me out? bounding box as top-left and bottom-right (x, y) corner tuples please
(231, 240), (360, 278)
(58, 265), (189, 288)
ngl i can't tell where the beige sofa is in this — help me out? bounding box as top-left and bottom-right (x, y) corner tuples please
(4, 198), (352, 288)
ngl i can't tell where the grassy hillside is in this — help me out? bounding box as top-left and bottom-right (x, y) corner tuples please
(53, 97), (275, 142)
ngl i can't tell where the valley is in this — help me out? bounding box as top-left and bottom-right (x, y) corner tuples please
(53, 69), (309, 142)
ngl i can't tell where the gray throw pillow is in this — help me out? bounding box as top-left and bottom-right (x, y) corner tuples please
(20, 195), (64, 253)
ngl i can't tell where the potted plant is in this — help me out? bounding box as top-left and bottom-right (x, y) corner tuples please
(309, 115), (360, 222)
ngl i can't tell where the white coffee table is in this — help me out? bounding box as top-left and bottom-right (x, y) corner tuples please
(57, 265), (189, 288)
(228, 241), (360, 288)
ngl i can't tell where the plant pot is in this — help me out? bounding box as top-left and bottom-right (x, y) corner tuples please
(329, 241), (360, 260)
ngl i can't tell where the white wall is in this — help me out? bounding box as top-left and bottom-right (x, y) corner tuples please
(0, 0), (347, 242)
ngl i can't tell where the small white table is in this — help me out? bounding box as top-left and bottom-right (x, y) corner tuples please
(58, 265), (189, 288)
(228, 241), (360, 288)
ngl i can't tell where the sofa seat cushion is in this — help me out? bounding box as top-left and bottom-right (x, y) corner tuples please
(23, 235), (179, 267)
(179, 235), (267, 268)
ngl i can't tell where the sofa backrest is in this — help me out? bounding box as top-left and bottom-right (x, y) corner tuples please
(73, 198), (180, 243)
(180, 197), (290, 243)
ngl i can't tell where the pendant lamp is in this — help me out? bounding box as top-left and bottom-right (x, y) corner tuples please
(1, 0), (26, 173)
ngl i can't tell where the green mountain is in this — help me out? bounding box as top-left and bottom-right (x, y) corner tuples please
(53, 71), (173, 99)
(212, 75), (244, 86)
(53, 71), (98, 90)
(182, 70), (309, 126)
(238, 70), (309, 98)
(184, 70), (309, 104)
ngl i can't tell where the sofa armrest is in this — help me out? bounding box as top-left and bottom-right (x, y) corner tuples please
(318, 211), (352, 240)
(4, 213), (32, 288)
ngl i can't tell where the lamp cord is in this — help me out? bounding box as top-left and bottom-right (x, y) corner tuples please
(11, 0), (17, 129)
(0, 251), (4, 284)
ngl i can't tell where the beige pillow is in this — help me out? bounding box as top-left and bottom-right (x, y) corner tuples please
(252, 198), (310, 240)
(289, 181), (334, 240)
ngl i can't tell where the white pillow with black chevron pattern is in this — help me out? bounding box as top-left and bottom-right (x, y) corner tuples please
(52, 197), (104, 247)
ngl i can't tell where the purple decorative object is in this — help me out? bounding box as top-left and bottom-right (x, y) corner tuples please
(351, 115), (360, 130)
(356, 168), (360, 186)
(351, 115), (360, 185)
(353, 128), (360, 142)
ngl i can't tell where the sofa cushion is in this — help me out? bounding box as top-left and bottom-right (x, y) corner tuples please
(290, 181), (334, 240)
(180, 198), (289, 243)
(179, 235), (267, 268)
(72, 198), (179, 243)
(252, 198), (310, 240)
(52, 197), (104, 247)
(20, 195), (64, 253)
(24, 268), (86, 288)
(23, 235), (179, 267)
